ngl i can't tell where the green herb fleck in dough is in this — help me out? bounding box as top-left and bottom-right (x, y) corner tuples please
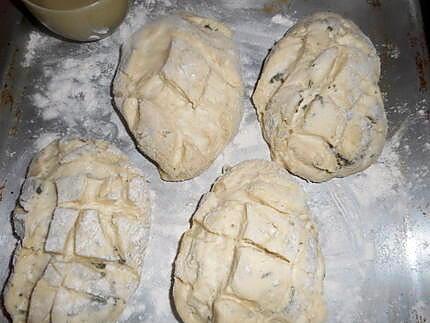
(270, 72), (285, 83)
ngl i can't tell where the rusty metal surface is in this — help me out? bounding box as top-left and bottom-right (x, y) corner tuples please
(0, 0), (429, 322)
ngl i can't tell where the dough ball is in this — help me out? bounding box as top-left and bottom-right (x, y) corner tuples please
(113, 13), (243, 181)
(173, 160), (326, 323)
(253, 12), (387, 182)
(4, 139), (151, 323)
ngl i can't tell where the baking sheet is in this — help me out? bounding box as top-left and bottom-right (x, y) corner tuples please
(0, 0), (429, 322)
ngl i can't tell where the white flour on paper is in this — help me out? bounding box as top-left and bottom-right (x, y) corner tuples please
(17, 0), (424, 322)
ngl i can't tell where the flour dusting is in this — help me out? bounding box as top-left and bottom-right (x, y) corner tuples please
(22, 31), (59, 68)
(33, 132), (60, 151)
(27, 1), (148, 143)
(271, 13), (297, 26)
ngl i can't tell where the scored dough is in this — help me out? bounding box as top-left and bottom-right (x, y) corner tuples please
(113, 13), (243, 181)
(173, 160), (326, 323)
(253, 12), (387, 182)
(4, 139), (151, 323)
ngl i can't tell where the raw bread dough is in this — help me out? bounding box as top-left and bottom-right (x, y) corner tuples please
(173, 160), (326, 323)
(113, 13), (243, 181)
(4, 139), (151, 323)
(253, 12), (387, 182)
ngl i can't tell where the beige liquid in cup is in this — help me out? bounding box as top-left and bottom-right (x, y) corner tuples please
(30, 0), (98, 10)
